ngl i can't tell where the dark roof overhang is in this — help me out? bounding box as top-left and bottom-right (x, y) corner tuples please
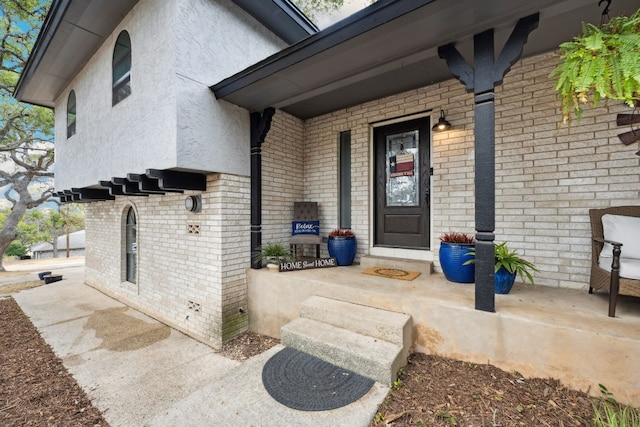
(212, 0), (639, 120)
(229, 0), (318, 44)
(14, 0), (141, 107)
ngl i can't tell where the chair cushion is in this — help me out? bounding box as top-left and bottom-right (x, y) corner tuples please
(290, 234), (322, 244)
(601, 214), (640, 259)
(598, 256), (640, 280)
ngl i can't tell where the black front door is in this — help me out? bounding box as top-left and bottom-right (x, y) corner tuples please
(374, 118), (430, 249)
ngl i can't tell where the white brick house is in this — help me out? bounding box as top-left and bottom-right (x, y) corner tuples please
(16, 0), (639, 351)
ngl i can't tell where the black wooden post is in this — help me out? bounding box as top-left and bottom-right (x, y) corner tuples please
(250, 107), (275, 269)
(438, 14), (539, 312)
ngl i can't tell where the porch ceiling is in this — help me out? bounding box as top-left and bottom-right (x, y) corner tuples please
(212, 0), (639, 120)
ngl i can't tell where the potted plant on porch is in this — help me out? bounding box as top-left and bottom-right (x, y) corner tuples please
(327, 229), (357, 266)
(465, 242), (539, 294)
(253, 242), (292, 271)
(550, 8), (640, 123)
(439, 232), (476, 283)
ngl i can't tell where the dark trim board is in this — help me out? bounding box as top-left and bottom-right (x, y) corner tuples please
(56, 169), (206, 203)
(211, 0), (435, 99)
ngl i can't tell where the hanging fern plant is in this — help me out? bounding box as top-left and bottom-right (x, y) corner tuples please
(551, 8), (640, 122)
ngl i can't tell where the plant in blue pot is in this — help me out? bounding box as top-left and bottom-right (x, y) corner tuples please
(327, 229), (357, 266)
(465, 242), (538, 294)
(438, 232), (476, 283)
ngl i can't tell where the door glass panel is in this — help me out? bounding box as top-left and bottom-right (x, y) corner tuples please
(386, 130), (419, 207)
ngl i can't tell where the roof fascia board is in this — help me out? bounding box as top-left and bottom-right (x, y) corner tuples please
(274, 0), (319, 35)
(14, 0), (70, 102)
(231, 0), (318, 45)
(212, 0), (436, 98)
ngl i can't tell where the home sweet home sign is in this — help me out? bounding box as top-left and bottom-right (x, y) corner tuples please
(279, 257), (338, 272)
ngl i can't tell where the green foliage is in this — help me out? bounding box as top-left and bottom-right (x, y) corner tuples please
(464, 242), (539, 286)
(292, 0), (375, 22)
(16, 205), (85, 247)
(550, 8), (640, 122)
(593, 384), (640, 427)
(293, 0), (345, 20)
(0, 0), (56, 270)
(252, 242), (293, 266)
(436, 411), (458, 425)
(5, 239), (26, 257)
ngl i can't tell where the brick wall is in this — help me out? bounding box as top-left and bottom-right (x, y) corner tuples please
(85, 173), (250, 348)
(260, 110), (305, 245)
(84, 50), (640, 349)
(272, 50), (639, 289)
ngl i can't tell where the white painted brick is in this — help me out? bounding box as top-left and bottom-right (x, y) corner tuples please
(85, 174), (250, 348)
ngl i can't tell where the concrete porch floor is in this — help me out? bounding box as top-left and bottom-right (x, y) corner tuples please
(247, 262), (640, 406)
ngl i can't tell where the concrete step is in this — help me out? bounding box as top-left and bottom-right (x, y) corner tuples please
(280, 296), (412, 385)
(359, 256), (433, 276)
(281, 317), (404, 385)
(299, 295), (410, 347)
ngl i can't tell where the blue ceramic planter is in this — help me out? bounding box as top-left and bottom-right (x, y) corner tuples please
(495, 267), (517, 294)
(439, 243), (475, 283)
(327, 236), (357, 266)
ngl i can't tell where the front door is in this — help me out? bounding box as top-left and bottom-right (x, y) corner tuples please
(374, 118), (430, 249)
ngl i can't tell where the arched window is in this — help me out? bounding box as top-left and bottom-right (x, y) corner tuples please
(66, 91), (76, 138)
(112, 31), (131, 105)
(125, 207), (137, 283)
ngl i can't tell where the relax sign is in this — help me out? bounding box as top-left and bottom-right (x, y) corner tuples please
(279, 257), (338, 272)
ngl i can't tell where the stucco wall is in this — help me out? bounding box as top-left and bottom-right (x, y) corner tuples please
(85, 173), (250, 348)
(53, 0), (286, 190)
(265, 50), (640, 290)
(54, 0), (177, 190)
(174, 0), (287, 175)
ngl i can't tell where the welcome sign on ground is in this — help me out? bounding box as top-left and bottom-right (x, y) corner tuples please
(279, 257), (338, 272)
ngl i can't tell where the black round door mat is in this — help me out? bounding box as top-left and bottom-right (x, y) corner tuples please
(261, 347), (374, 411)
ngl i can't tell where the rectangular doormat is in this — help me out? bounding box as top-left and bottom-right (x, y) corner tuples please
(361, 266), (421, 281)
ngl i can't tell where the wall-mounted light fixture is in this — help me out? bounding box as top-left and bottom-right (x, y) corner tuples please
(432, 110), (452, 132)
(184, 195), (202, 213)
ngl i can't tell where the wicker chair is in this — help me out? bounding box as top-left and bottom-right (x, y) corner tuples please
(589, 206), (640, 317)
(289, 202), (322, 259)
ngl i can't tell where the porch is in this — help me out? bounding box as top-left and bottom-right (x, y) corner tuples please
(247, 258), (640, 406)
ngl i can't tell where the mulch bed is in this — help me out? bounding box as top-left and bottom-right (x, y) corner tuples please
(0, 297), (108, 426)
(369, 353), (597, 426)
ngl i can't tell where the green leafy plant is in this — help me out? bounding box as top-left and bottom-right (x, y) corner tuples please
(439, 232), (475, 244)
(550, 8), (640, 122)
(252, 242), (292, 266)
(4, 240), (27, 258)
(593, 384), (640, 426)
(436, 411), (458, 425)
(465, 242), (539, 286)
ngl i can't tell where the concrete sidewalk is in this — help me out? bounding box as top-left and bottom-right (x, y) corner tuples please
(11, 263), (388, 426)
